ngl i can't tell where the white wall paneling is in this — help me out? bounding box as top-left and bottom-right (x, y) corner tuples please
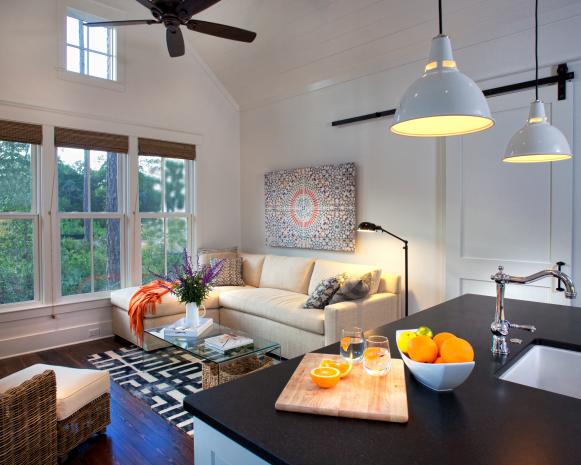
(445, 85), (574, 305)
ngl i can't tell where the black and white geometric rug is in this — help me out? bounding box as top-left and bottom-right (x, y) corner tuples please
(87, 345), (203, 436)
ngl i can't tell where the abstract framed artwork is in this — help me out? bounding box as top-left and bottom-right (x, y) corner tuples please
(265, 162), (356, 252)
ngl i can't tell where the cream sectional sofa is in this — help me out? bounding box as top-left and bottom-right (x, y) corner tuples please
(110, 253), (401, 359)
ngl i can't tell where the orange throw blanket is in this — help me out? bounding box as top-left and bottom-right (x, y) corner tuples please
(128, 280), (173, 345)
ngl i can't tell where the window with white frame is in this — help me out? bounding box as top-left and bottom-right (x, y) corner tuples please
(138, 155), (193, 283)
(0, 128), (40, 305)
(0, 121), (196, 310)
(66, 10), (116, 80)
(55, 128), (127, 298)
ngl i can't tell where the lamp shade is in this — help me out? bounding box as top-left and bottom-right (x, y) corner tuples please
(357, 222), (380, 232)
(390, 35), (494, 137)
(503, 100), (572, 163)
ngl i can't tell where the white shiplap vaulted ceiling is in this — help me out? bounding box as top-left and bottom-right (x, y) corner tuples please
(185, 0), (581, 110)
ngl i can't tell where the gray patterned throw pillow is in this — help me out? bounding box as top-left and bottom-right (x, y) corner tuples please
(329, 272), (372, 304)
(304, 276), (342, 309)
(210, 257), (245, 287)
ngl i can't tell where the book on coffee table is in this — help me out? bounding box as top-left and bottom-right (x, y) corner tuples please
(162, 317), (213, 338)
(204, 333), (254, 353)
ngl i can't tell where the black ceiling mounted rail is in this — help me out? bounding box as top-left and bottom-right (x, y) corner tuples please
(331, 62), (574, 127)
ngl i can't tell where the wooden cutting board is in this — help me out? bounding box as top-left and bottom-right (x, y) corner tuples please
(275, 353), (408, 422)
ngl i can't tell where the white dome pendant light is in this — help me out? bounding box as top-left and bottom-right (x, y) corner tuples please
(503, 0), (572, 163)
(390, 0), (494, 137)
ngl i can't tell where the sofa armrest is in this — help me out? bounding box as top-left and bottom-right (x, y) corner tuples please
(323, 293), (400, 345)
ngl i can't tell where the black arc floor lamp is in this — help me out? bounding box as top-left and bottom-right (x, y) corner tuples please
(357, 222), (409, 317)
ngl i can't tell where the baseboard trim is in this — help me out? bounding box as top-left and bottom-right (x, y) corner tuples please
(0, 321), (113, 360)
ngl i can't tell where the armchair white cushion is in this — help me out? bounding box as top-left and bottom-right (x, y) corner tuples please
(0, 364), (109, 421)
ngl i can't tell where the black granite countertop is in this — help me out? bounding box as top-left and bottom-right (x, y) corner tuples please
(184, 294), (581, 465)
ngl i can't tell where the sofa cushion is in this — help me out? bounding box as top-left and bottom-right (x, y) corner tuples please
(219, 287), (324, 334)
(110, 287), (184, 318)
(0, 364), (109, 421)
(308, 259), (382, 296)
(259, 255), (315, 294)
(239, 253), (266, 287)
(203, 285), (256, 309)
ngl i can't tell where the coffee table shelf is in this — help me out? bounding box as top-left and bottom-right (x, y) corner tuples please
(144, 322), (281, 388)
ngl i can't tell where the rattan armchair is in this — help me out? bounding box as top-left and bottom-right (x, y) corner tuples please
(0, 370), (58, 465)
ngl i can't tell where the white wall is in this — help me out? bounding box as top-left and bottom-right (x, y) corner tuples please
(240, 13), (581, 315)
(0, 0), (240, 358)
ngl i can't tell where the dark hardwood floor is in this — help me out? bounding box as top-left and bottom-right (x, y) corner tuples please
(0, 337), (194, 465)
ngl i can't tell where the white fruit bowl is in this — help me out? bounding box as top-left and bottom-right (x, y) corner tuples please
(396, 329), (475, 392)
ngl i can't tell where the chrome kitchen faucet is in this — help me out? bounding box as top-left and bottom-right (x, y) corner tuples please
(490, 265), (576, 356)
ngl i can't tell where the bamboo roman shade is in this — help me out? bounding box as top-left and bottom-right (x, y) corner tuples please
(55, 127), (129, 153)
(138, 137), (196, 160)
(0, 120), (42, 145)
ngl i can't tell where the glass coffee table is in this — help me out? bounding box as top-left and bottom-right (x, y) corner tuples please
(144, 322), (281, 389)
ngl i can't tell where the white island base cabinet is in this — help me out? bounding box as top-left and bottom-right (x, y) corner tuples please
(194, 417), (271, 465)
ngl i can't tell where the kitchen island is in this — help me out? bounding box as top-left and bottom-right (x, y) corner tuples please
(184, 294), (581, 465)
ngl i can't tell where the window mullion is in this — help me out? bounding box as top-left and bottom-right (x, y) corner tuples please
(161, 158), (167, 274)
(78, 18), (86, 75)
(90, 219), (94, 293)
(164, 218), (168, 276)
(187, 160), (194, 254)
(161, 157), (166, 215)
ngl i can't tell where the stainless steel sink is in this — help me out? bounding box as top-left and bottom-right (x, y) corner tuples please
(499, 344), (581, 400)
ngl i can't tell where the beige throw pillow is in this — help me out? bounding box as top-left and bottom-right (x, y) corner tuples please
(197, 246), (238, 266)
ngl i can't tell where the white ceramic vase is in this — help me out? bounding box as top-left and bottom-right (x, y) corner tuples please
(185, 302), (200, 328)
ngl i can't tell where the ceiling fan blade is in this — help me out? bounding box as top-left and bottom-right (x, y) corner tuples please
(186, 20), (257, 43)
(84, 19), (158, 27)
(134, 0), (154, 9)
(166, 26), (185, 57)
(181, 0), (222, 17)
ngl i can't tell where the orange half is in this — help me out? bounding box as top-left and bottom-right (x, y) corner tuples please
(320, 358), (353, 378)
(310, 366), (341, 388)
(364, 347), (383, 361)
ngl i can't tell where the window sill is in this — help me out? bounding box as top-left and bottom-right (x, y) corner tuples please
(56, 67), (126, 92)
(0, 295), (114, 321)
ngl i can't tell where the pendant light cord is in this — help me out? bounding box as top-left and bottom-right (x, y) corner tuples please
(438, 0), (443, 34)
(535, 0), (539, 100)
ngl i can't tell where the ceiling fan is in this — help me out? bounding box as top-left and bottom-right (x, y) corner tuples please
(85, 0), (257, 58)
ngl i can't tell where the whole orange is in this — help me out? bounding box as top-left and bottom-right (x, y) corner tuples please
(433, 332), (456, 351)
(407, 335), (438, 363)
(440, 337), (474, 363)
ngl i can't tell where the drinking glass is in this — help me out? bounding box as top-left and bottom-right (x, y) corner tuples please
(340, 327), (364, 363)
(363, 335), (391, 376)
